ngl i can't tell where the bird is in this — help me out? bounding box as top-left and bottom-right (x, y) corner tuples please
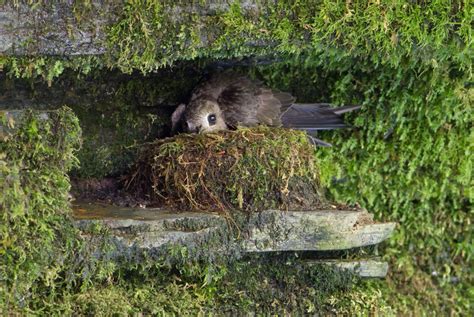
(171, 72), (360, 146)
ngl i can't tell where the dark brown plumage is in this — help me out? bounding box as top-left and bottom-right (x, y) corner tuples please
(172, 72), (360, 145)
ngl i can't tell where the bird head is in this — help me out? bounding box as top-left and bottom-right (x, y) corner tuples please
(172, 100), (228, 133)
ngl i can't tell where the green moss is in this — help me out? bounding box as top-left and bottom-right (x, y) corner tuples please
(0, 56), (104, 86)
(3, 251), (356, 315)
(68, 66), (201, 178)
(0, 107), (82, 311)
(1, 108), (356, 314)
(104, 1), (471, 74)
(70, 105), (161, 179)
(2, 56), (471, 315)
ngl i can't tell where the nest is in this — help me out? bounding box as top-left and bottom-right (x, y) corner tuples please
(125, 126), (326, 212)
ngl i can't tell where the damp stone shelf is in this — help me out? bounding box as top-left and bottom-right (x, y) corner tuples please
(73, 201), (396, 278)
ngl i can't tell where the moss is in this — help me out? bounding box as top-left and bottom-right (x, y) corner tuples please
(2, 59), (471, 314)
(0, 56), (104, 86)
(68, 65), (202, 178)
(104, 1), (472, 74)
(0, 107), (82, 311)
(6, 251), (356, 315)
(214, 254), (355, 314)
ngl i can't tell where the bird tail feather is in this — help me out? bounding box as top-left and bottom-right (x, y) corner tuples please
(281, 103), (361, 131)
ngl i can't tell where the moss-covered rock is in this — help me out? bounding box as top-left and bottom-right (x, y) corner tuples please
(1, 0), (472, 314)
(0, 107), (82, 310)
(1, 1), (471, 77)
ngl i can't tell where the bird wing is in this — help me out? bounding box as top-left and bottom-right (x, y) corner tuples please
(215, 74), (261, 127)
(255, 88), (295, 126)
(212, 73), (295, 127)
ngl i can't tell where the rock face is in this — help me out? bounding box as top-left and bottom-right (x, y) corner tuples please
(0, 2), (118, 55)
(73, 201), (396, 277)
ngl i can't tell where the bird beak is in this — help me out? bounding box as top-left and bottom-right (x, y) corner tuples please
(186, 121), (201, 133)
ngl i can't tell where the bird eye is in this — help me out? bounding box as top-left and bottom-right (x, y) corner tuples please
(208, 114), (217, 126)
